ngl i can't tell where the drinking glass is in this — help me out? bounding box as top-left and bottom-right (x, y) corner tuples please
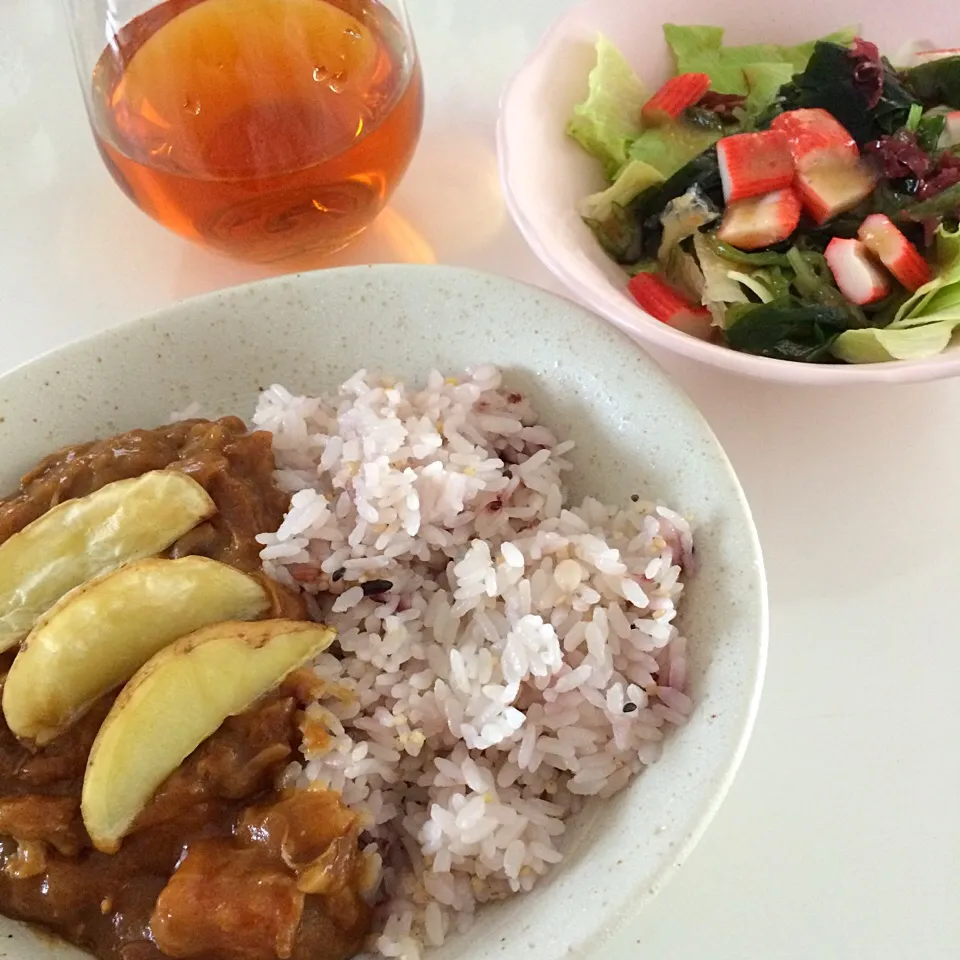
(62, 0), (424, 262)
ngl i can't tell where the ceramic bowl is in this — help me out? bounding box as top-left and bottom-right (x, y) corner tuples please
(498, 0), (960, 384)
(0, 265), (766, 960)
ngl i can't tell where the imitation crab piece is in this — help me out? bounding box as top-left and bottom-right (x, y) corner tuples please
(81, 619), (336, 853)
(858, 214), (932, 291)
(717, 130), (795, 203)
(0, 471), (215, 652)
(770, 109), (859, 163)
(913, 48), (960, 64)
(627, 273), (713, 339)
(641, 73), (712, 126)
(794, 151), (877, 224)
(716, 188), (802, 250)
(824, 238), (892, 305)
(2, 557), (270, 745)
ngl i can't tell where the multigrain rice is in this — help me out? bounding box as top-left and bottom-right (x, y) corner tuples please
(252, 366), (694, 959)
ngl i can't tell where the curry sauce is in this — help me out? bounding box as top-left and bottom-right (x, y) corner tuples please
(0, 417), (288, 572)
(0, 419), (370, 960)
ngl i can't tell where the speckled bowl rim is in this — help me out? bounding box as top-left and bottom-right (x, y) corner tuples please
(0, 264), (767, 960)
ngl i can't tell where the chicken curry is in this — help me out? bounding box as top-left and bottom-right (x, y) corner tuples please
(0, 418), (370, 960)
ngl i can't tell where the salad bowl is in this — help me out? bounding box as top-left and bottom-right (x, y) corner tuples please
(498, 0), (960, 384)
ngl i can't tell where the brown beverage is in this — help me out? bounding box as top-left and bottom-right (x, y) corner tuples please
(89, 0), (424, 261)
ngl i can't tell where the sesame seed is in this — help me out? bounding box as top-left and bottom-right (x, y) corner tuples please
(622, 702), (638, 714)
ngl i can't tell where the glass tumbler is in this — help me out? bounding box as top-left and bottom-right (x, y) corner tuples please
(62, 0), (424, 262)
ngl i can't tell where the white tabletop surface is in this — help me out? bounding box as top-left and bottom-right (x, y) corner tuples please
(2, 0), (959, 956)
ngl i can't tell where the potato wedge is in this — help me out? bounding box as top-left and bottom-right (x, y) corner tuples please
(3, 557), (271, 745)
(0, 471), (215, 652)
(81, 619), (335, 853)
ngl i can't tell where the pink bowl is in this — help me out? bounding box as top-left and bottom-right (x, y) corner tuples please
(497, 0), (960, 385)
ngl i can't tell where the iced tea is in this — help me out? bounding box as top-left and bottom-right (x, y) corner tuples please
(89, 0), (424, 261)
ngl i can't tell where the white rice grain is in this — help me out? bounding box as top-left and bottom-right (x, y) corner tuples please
(251, 367), (695, 957)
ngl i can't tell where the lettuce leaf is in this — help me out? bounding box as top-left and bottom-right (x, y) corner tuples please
(693, 233), (747, 325)
(582, 204), (645, 265)
(657, 187), (719, 263)
(654, 187), (718, 301)
(742, 63), (795, 116)
(626, 124), (721, 178)
(936, 222), (960, 267)
(631, 149), (724, 260)
(893, 237), (960, 323)
(579, 160), (664, 222)
(833, 225), (960, 362)
(663, 24), (855, 95)
(898, 285), (960, 324)
(580, 160), (664, 264)
(567, 35), (648, 177)
(663, 248), (706, 303)
(832, 321), (960, 361)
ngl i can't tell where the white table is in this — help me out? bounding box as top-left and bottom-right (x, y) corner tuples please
(2, 0), (959, 956)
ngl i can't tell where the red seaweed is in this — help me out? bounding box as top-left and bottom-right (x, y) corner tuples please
(850, 37), (884, 109)
(916, 152), (960, 200)
(864, 130), (934, 180)
(696, 91), (746, 118)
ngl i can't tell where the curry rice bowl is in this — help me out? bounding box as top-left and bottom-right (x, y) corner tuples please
(249, 364), (694, 959)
